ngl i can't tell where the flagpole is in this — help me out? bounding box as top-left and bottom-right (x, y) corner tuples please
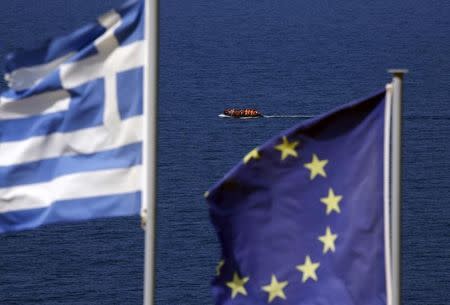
(143, 0), (158, 304)
(388, 69), (407, 305)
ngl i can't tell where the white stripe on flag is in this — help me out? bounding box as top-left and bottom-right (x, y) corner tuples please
(4, 16), (142, 93)
(98, 9), (121, 29)
(0, 116), (142, 167)
(0, 90), (70, 120)
(96, 10), (122, 55)
(3, 9), (121, 92)
(60, 40), (144, 89)
(0, 165), (141, 213)
(5, 52), (75, 91)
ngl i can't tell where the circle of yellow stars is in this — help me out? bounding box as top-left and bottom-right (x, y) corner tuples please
(208, 135), (343, 303)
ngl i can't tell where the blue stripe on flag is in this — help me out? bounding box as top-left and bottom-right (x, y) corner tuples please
(115, 0), (144, 46)
(4, 0), (143, 79)
(0, 79), (104, 142)
(0, 143), (141, 188)
(0, 191), (141, 233)
(1, 70), (63, 101)
(64, 0), (144, 65)
(117, 67), (143, 119)
(4, 22), (105, 74)
(66, 0), (144, 64)
(0, 112), (67, 142)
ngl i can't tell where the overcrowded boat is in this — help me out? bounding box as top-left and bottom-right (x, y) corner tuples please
(222, 108), (262, 118)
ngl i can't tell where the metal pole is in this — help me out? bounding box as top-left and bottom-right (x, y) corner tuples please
(388, 69), (407, 305)
(143, 0), (158, 304)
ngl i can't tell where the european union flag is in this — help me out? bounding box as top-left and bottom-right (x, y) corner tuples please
(206, 89), (390, 305)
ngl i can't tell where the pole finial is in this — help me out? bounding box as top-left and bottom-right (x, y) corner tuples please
(388, 69), (408, 77)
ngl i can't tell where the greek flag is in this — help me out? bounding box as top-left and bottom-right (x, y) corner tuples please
(0, 0), (145, 233)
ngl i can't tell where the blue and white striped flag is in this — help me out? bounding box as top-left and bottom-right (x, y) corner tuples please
(0, 0), (145, 233)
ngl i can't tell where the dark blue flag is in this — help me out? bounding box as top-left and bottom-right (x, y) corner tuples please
(206, 89), (390, 305)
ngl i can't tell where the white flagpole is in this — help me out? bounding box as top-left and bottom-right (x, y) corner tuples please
(388, 69), (407, 305)
(143, 0), (158, 304)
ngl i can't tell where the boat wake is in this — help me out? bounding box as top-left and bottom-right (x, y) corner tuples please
(263, 115), (313, 118)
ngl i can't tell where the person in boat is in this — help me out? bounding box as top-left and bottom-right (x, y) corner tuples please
(223, 108), (261, 117)
(224, 109), (232, 116)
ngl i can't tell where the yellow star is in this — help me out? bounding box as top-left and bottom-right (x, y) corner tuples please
(318, 226), (338, 254)
(304, 154), (328, 179)
(296, 256), (320, 283)
(261, 275), (288, 303)
(320, 188), (343, 215)
(243, 148), (260, 164)
(216, 260), (224, 276)
(226, 272), (249, 299)
(275, 136), (299, 160)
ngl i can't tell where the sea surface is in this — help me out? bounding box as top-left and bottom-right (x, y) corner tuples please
(0, 0), (449, 304)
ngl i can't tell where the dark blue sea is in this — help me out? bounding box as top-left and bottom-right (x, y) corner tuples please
(0, 0), (449, 304)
